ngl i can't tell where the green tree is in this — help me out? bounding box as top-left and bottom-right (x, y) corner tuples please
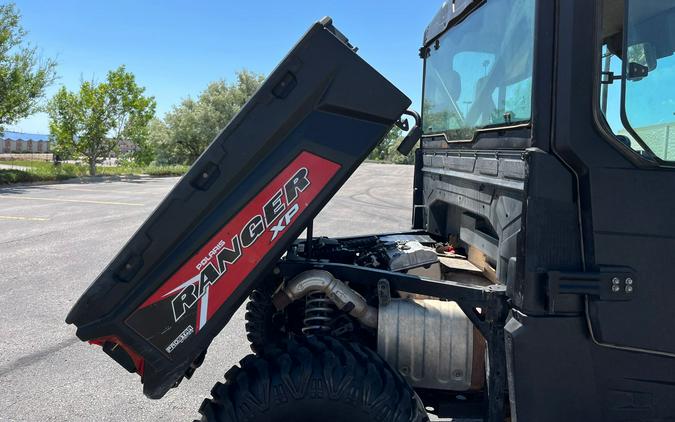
(0, 3), (57, 134)
(146, 117), (174, 164)
(387, 137), (416, 164)
(151, 70), (264, 164)
(48, 66), (156, 175)
(368, 126), (403, 161)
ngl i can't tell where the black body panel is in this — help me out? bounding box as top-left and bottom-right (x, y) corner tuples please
(420, 148), (526, 284)
(511, 1), (675, 420)
(551, 0), (675, 356)
(419, 0), (675, 420)
(423, 0), (484, 46)
(66, 18), (410, 399)
(506, 310), (675, 421)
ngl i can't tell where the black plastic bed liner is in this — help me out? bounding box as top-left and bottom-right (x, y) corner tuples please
(65, 17), (410, 399)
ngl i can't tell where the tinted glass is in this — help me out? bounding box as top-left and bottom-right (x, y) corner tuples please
(422, 0), (536, 141)
(623, 0), (675, 160)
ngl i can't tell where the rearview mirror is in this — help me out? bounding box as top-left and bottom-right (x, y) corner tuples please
(627, 62), (649, 81)
(627, 42), (657, 71)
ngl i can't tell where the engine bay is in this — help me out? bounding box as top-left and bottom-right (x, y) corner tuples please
(250, 231), (498, 396)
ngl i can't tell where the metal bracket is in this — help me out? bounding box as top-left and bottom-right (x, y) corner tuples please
(377, 279), (391, 306)
(396, 110), (422, 156)
(547, 270), (636, 311)
(394, 116), (410, 131)
(601, 70), (621, 85)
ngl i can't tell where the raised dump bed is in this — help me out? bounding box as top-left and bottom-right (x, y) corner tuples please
(66, 18), (410, 399)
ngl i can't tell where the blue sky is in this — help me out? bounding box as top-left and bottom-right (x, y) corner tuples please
(8, 0), (442, 134)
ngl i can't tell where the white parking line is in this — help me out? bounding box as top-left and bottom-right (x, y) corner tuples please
(0, 215), (49, 221)
(46, 186), (150, 195)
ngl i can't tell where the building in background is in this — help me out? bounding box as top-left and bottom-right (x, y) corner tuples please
(117, 139), (138, 156)
(619, 122), (675, 160)
(1, 131), (51, 153)
(633, 123), (674, 160)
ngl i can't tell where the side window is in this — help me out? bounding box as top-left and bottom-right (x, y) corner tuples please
(598, 0), (675, 161)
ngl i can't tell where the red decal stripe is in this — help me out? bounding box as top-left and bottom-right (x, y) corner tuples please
(136, 151), (340, 330)
(89, 336), (145, 376)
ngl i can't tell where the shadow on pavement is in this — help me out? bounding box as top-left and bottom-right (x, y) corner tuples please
(0, 174), (166, 195)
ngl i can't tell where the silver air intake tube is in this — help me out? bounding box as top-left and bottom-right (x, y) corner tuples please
(271, 269), (378, 328)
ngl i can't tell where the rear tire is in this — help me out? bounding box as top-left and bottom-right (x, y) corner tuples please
(198, 336), (428, 422)
(244, 279), (284, 354)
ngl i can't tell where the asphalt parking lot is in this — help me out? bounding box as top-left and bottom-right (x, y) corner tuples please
(0, 163), (415, 421)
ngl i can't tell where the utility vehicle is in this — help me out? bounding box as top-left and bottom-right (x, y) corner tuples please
(66, 0), (675, 420)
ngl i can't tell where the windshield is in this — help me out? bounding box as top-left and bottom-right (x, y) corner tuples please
(422, 0), (536, 141)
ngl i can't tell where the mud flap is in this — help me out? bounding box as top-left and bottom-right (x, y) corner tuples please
(65, 17), (410, 399)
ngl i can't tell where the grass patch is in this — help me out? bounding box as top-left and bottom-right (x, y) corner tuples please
(96, 164), (188, 177)
(0, 163), (86, 184)
(0, 160), (53, 167)
(0, 162), (188, 185)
